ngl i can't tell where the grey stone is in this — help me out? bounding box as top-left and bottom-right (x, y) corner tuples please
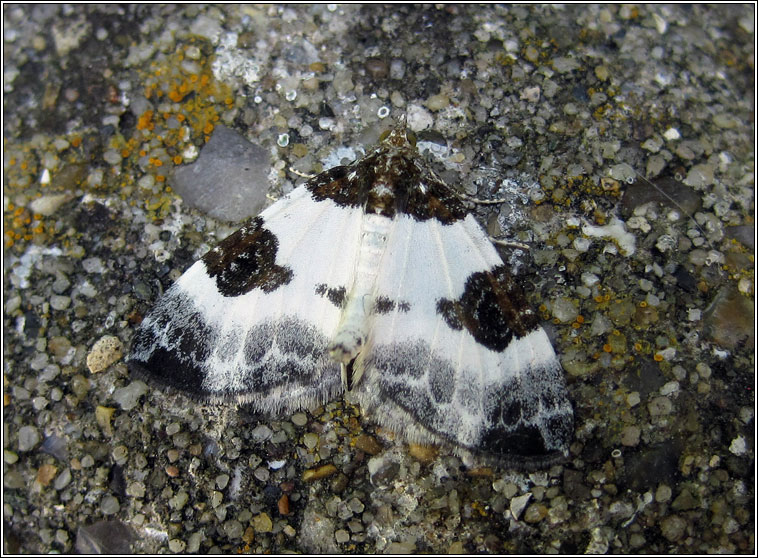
(18, 425), (40, 452)
(172, 125), (270, 222)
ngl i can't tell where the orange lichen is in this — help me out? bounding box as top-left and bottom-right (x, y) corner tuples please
(168, 88), (185, 102)
(136, 110), (155, 131)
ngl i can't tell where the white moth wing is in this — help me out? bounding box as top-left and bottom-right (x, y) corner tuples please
(350, 214), (573, 465)
(129, 125), (573, 465)
(129, 185), (363, 413)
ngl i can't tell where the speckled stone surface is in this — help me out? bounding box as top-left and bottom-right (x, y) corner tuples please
(3, 4), (754, 554)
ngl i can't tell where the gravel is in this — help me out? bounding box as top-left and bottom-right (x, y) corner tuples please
(2, 4), (753, 555)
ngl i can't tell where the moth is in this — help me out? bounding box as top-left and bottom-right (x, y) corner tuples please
(127, 126), (573, 467)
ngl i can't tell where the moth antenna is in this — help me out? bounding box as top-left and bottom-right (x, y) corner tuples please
(490, 238), (530, 251)
(289, 166), (316, 179)
(459, 193), (510, 205)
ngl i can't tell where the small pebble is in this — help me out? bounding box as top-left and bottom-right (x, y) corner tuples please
(425, 93), (449, 111)
(253, 512), (272, 533)
(660, 515), (687, 542)
(551, 297), (578, 323)
(36, 464), (58, 486)
(101, 495), (120, 515)
(112, 380), (148, 410)
(126, 481), (145, 498)
(82, 257), (106, 274)
(95, 406), (115, 436)
(406, 104), (433, 131)
(251, 424), (272, 442)
(647, 396), (673, 416)
(620, 426), (640, 447)
(663, 127), (681, 141)
(253, 467), (270, 482)
(348, 497), (364, 514)
(510, 493), (532, 520)
(224, 519), (244, 539)
(168, 539), (186, 553)
(302, 463), (337, 482)
(278, 494), (290, 515)
(303, 432), (319, 450)
(210, 490), (223, 508)
(29, 194), (71, 216)
(291, 412), (308, 427)
(112, 445), (128, 463)
(216, 474), (230, 490)
(389, 59), (406, 80)
(54, 468), (72, 490)
(4, 471), (25, 489)
(50, 295), (71, 310)
(86, 336), (123, 374)
(626, 392), (641, 407)
(523, 503), (548, 523)
(18, 425), (40, 452)
(407, 443), (438, 463)
(103, 149), (122, 165)
(169, 490), (189, 510)
(354, 434), (382, 455)
(729, 435), (747, 456)
(365, 58), (388, 80)
(386, 540), (416, 553)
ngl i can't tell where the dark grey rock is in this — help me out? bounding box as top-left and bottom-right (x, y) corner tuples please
(75, 520), (136, 554)
(172, 125), (271, 222)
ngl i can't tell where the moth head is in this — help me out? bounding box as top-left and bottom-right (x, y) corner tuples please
(380, 125), (417, 149)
